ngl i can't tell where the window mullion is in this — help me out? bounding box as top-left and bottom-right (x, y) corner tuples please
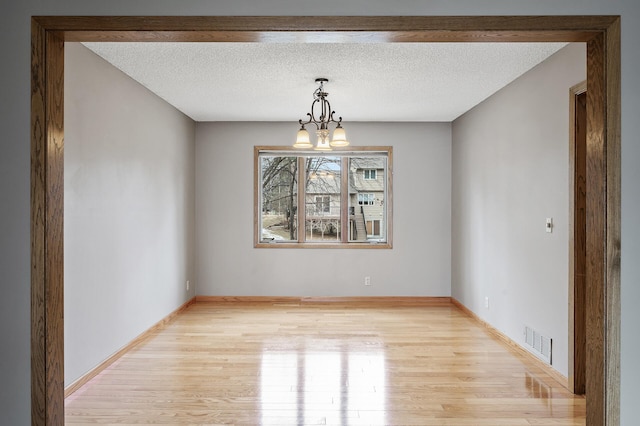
(297, 156), (306, 243)
(340, 157), (349, 243)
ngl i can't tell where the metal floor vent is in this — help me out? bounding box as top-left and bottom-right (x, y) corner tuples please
(524, 326), (552, 364)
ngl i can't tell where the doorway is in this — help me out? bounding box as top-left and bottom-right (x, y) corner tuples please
(569, 82), (588, 395)
(30, 15), (620, 426)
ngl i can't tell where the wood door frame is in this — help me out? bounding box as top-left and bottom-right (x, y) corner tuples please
(569, 80), (588, 395)
(30, 15), (621, 426)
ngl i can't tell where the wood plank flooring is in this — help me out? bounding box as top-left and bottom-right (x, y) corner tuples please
(65, 301), (585, 425)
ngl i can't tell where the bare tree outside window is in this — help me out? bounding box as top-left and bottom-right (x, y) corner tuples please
(260, 156), (298, 241)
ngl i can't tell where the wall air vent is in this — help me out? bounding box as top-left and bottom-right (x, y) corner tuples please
(524, 326), (552, 364)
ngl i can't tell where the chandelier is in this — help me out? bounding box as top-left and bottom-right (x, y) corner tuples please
(293, 78), (349, 150)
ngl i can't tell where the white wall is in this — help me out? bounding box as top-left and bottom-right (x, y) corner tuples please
(196, 122), (451, 297)
(1, 3), (639, 425)
(64, 43), (196, 385)
(451, 43), (586, 378)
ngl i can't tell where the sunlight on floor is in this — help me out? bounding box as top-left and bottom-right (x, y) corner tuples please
(261, 347), (386, 425)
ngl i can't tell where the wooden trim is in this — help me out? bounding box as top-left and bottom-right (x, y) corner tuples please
(31, 18), (46, 426)
(254, 145), (392, 153)
(30, 15), (620, 426)
(31, 19), (65, 426)
(254, 146), (393, 248)
(32, 15), (617, 42)
(585, 17), (621, 425)
(586, 34), (607, 425)
(605, 19), (622, 426)
(64, 297), (196, 398)
(253, 146), (260, 248)
(340, 156), (349, 240)
(254, 242), (393, 249)
(568, 80), (587, 395)
(297, 156), (305, 243)
(451, 299), (570, 390)
(386, 146), (394, 247)
(196, 295), (452, 306)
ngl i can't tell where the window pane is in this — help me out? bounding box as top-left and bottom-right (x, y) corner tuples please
(260, 156), (298, 242)
(305, 156), (341, 242)
(349, 157), (386, 242)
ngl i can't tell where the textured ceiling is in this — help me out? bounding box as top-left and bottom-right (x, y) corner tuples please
(82, 42), (567, 122)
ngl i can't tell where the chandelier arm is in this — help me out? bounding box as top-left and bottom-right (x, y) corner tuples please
(322, 98), (340, 125)
(312, 97), (322, 124)
(298, 113), (320, 130)
(327, 109), (339, 124)
(305, 98), (322, 129)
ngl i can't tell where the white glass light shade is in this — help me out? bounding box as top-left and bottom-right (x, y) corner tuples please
(314, 129), (332, 151)
(293, 128), (313, 149)
(330, 126), (349, 147)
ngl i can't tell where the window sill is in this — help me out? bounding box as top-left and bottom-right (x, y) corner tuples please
(255, 242), (392, 249)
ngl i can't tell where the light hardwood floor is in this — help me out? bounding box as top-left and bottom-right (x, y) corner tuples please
(65, 300), (585, 425)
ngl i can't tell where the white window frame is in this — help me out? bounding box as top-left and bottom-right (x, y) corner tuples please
(255, 146), (393, 248)
(358, 193), (375, 206)
(363, 169), (377, 180)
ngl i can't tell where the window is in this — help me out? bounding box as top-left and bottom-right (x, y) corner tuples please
(363, 169), (376, 180)
(358, 193), (375, 206)
(256, 146), (392, 248)
(315, 196), (331, 213)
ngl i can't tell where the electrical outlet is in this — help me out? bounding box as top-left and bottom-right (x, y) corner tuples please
(186, 280), (190, 291)
(364, 276), (371, 286)
(484, 296), (490, 309)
